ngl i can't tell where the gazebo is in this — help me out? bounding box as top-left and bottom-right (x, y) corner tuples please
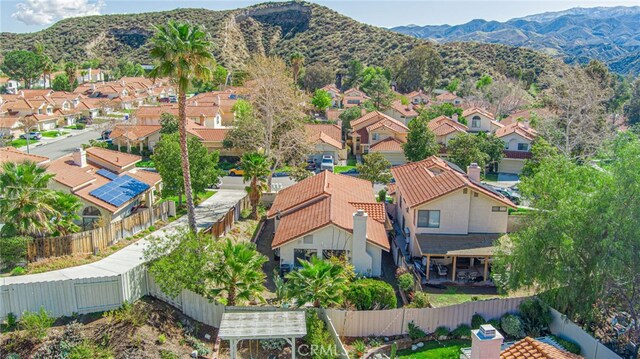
(218, 311), (307, 359)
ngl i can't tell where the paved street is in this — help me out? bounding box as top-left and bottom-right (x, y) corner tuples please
(219, 175), (297, 191)
(22, 129), (101, 160)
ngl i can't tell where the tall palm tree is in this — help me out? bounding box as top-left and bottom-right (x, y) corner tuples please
(290, 52), (304, 86)
(149, 20), (214, 233)
(35, 43), (54, 88)
(285, 256), (348, 308)
(64, 62), (77, 86)
(240, 152), (271, 220)
(206, 239), (268, 306)
(0, 162), (80, 237)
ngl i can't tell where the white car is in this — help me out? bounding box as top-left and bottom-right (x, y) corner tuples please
(320, 155), (334, 172)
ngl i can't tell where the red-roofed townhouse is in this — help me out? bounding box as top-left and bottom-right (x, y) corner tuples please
(495, 122), (537, 174)
(305, 124), (345, 164)
(342, 88), (370, 108)
(267, 171), (391, 276)
(350, 111), (409, 165)
(383, 99), (419, 125)
(435, 91), (462, 106)
(463, 107), (504, 133)
(391, 156), (515, 284)
(406, 90), (431, 106)
(427, 115), (469, 148)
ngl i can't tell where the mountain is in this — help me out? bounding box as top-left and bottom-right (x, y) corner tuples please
(392, 6), (640, 74)
(0, 1), (569, 85)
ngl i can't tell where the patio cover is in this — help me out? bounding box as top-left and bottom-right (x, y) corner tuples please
(416, 233), (506, 257)
(219, 311), (307, 359)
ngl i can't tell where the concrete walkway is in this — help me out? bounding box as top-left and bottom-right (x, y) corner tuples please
(1, 189), (246, 286)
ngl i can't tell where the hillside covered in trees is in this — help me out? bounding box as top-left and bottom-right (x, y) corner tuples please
(0, 1), (569, 87)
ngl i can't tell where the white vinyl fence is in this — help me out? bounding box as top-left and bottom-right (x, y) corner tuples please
(325, 296), (528, 337)
(549, 309), (621, 359)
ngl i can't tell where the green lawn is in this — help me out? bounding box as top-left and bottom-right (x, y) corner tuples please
(335, 165), (356, 173)
(397, 340), (471, 359)
(42, 130), (69, 138)
(160, 191), (216, 206)
(428, 292), (504, 307)
(64, 124), (86, 130)
(11, 139), (39, 147)
(508, 207), (532, 215)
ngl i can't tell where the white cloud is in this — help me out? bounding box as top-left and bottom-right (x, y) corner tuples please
(12, 0), (105, 26)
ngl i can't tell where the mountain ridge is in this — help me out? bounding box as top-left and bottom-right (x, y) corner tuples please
(391, 6), (640, 74)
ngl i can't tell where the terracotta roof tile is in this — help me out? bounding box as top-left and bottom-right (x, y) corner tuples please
(306, 124), (343, 149)
(369, 137), (405, 152)
(0, 117), (22, 128)
(496, 122), (537, 141)
(462, 106), (495, 120)
(85, 147), (140, 169)
(428, 115), (468, 136)
(193, 128), (229, 142)
(391, 156), (515, 208)
(436, 92), (459, 101)
(501, 337), (584, 359)
(0, 147), (50, 166)
(268, 171), (389, 250)
(390, 100), (418, 117)
(111, 125), (162, 141)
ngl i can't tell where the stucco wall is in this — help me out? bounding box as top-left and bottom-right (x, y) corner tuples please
(465, 113), (493, 133)
(501, 132), (531, 151)
(277, 224), (382, 277)
(468, 190), (509, 233)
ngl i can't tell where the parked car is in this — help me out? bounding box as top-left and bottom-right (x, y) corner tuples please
(20, 131), (42, 140)
(305, 160), (316, 171)
(228, 167), (244, 176)
(341, 168), (360, 176)
(101, 130), (112, 139)
(495, 187), (521, 205)
(320, 155), (334, 172)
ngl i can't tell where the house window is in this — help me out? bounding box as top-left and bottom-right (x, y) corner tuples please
(517, 143), (529, 151)
(463, 189), (468, 194)
(492, 206), (507, 212)
(303, 235), (313, 244)
(471, 116), (481, 128)
(294, 249), (317, 267)
(372, 133), (379, 141)
(474, 192), (478, 197)
(417, 210), (440, 228)
(347, 99), (360, 105)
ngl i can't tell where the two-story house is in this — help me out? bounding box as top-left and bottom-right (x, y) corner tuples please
(495, 122), (537, 174)
(383, 100), (419, 125)
(305, 123), (345, 164)
(391, 156), (515, 284)
(350, 111), (409, 165)
(427, 115), (468, 148)
(405, 90), (431, 106)
(342, 88), (370, 108)
(267, 171), (390, 277)
(435, 91), (462, 106)
(463, 107), (503, 133)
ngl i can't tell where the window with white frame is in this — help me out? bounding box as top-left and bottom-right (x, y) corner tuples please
(517, 143), (529, 151)
(372, 133), (379, 141)
(492, 206), (507, 212)
(471, 116), (481, 128)
(417, 210), (440, 228)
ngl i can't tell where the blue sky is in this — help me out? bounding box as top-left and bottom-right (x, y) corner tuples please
(1, 0), (637, 33)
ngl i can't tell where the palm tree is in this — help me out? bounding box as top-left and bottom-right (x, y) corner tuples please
(35, 43), (54, 88)
(0, 162), (80, 237)
(240, 152), (271, 220)
(206, 239), (268, 306)
(285, 256), (348, 308)
(149, 20), (214, 233)
(64, 62), (77, 86)
(290, 52), (304, 86)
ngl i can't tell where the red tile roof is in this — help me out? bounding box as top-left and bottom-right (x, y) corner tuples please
(369, 137), (405, 152)
(268, 171), (389, 250)
(390, 156), (515, 208)
(85, 147), (140, 169)
(193, 128), (229, 142)
(495, 122), (537, 141)
(501, 337), (583, 359)
(0, 147), (50, 166)
(390, 100), (418, 117)
(436, 92), (459, 101)
(110, 125), (162, 141)
(428, 115), (468, 136)
(462, 106), (495, 120)
(306, 124), (343, 149)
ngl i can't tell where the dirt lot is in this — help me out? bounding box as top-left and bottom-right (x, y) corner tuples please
(0, 297), (217, 359)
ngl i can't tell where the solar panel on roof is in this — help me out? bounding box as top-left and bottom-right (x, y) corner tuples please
(89, 175), (150, 207)
(96, 168), (118, 180)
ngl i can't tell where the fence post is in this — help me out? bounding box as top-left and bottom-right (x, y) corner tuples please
(91, 231), (97, 255)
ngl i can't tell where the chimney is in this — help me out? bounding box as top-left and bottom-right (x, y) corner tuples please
(452, 113), (459, 122)
(73, 147), (87, 168)
(467, 163), (481, 182)
(199, 114), (206, 126)
(352, 209), (368, 272)
(470, 324), (504, 359)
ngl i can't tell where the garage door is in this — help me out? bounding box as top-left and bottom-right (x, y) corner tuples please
(382, 152), (407, 166)
(499, 159), (525, 174)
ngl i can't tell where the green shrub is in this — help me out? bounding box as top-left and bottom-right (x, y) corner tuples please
(352, 339), (366, 357)
(185, 336), (211, 356)
(20, 307), (55, 339)
(406, 291), (430, 308)
(451, 324), (471, 339)
(434, 326), (450, 338)
(487, 319), (501, 331)
(519, 298), (552, 337)
(377, 189), (387, 203)
(103, 302), (147, 327)
(471, 313), (486, 329)
(397, 273), (414, 292)
(500, 314), (524, 338)
(407, 321), (426, 340)
(0, 236), (29, 271)
(10, 266), (26, 276)
(160, 350), (179, 359)
(6, 354), (20, 359)
(305, 310), (337, 359)
(344, 279), (397, 310)
(4, 312), (18, 331)
(157, 333), (167, 344)
(76, 123), (86, 130)
(550, 335), (581, 354)
(68, 341), (113, 359)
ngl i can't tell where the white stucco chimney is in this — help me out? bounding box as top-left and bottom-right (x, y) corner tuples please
(470, 325), (504, 359)
(467, 163), (481, 182)
(452, 113), (459, 122)
(352, 209), (369, 272)
(73, 147), (87, 168)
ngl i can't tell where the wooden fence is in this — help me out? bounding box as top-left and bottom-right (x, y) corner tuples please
(27, 201), (171, 262)
(204, 194), (250, 239)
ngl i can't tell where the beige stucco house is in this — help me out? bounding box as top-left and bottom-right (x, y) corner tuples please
(463, 107), (503, 133)
(383, 100), (418, 125)
(427, 115), (469, 147)
(267, 171), (390, 277)
(495, 122), (537, 174)
(305, 124), (346, 164)
(350, 111), (408, 165)
(391, 157), (515, 284)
